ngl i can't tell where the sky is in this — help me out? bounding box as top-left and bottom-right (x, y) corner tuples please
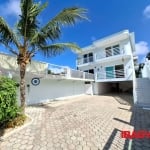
(0, 0), (150, 68)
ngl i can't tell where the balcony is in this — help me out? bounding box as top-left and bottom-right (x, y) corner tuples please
(70, 69), (94, 80)
(77, 46), (126, 66)
(96, 69), (126, 81)
(95, 46), (123, 60)
(77, 56), (94, 66)
(47, 64), (94, 81)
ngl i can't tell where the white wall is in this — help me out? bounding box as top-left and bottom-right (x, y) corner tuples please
(122, 40), (133, 55)
(23, 78), (92, 105)
(135, 78), (150, 106)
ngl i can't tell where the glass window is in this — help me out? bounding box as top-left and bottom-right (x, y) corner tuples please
(115, 65), (124, 78)
(83, 54), (88, 63)
(89, 53), (93, 62)
(105, 47), (112, 57)
(105, 66), (114, 78)
(113, 45), (120, 55)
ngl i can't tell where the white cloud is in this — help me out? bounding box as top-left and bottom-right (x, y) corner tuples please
(143, 5), (150, 18)
(135, 41), (149, 55)
(0, 0), (21, 17)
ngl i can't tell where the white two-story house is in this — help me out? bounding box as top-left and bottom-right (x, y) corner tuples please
(76, 30), (137, 99)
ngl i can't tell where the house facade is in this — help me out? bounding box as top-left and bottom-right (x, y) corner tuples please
(76, 30), (137, 100)
(0, 30), (140, 105)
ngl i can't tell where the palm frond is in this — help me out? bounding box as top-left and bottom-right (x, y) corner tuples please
(0, 17), (19, 48)
(39, 42), (81, 57)
(41, 7), (88, 41)
(18, 0), (47, 42)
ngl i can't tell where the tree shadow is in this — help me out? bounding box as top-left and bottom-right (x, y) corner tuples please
(123, 106), (150, 149)
(0, 123), (5, 138)
(102, 128), (121, 150)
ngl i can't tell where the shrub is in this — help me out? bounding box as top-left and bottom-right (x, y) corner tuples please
(0, 76), (20, 126)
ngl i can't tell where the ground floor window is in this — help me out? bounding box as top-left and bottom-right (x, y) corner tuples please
(84, 69), (94, 74)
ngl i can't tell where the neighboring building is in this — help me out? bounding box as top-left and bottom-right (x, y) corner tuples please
(135, 57), (150, 107)
(76, 30), (137, 102)
(141, 58), (150, 79)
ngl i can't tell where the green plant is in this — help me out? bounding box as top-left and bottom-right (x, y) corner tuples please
(0, 76), (20, 126)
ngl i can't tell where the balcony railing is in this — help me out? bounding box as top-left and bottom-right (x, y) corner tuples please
(96, 69), (125, 80)
(70, 69), (94, 80)
(77, 56), (94, 65)
(96, 48), (123, 60)
(48, 64), (66, 76)
(77, 48), (124, 66)
(48, 64), (94, 80)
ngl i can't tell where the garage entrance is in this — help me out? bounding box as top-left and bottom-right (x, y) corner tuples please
(94, 81), (133, 105)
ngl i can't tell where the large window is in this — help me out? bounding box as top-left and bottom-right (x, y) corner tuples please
(105, 44), (120, 57)
(105, 64), (124, 79)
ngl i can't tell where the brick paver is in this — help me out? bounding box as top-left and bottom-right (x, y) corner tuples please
(0, 95), (150, 150)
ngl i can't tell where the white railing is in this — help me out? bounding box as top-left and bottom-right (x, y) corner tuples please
(48, 64), (66, 76)
(96, 69), (125, 80)
(70, 69), (94, 80)
(77, 56), (94, 65)
(95, 48), (123, 61)
(47, 64), (94, 80)
(77, 48), (124, 66)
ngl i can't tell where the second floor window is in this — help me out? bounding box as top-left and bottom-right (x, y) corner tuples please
(105, 44), (120, 57)
(105, 47), (112, 57)
(83, 53), (93, 63)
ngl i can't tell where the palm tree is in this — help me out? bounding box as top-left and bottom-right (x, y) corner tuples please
(0, 0), (87, 114)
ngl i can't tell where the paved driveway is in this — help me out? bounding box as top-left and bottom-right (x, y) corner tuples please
(0, 95), (150, 150)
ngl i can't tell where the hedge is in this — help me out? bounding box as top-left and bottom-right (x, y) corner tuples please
(0, 76), (20, 126)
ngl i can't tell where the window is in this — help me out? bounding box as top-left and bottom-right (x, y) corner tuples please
(89, 69), (94, 74)
(83, 54), (88, 63)
(89, 53), (93, 62)
(115, 65), (124, 78)
(113, 45), (120, 55)
(84, 69), (94, 74)
(83, 53), (93, 63)
(105, 66), (114, 78)
(105, 44), (120, 57)
(105, 47), (112, 57)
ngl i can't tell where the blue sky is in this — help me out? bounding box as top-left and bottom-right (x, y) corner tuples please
(0, 0), (150, 68)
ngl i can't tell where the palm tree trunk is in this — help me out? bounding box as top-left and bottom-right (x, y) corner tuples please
(20, 62), (26, 114)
